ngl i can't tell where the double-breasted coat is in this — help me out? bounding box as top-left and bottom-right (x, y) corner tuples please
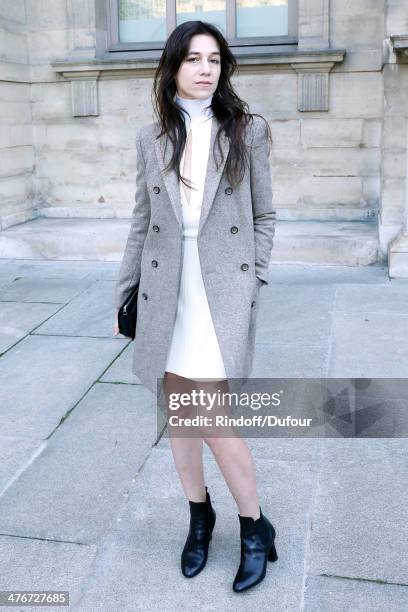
(114, 113), (276, 397)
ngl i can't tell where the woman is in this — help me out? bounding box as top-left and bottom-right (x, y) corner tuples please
(114, 20), (277, 593)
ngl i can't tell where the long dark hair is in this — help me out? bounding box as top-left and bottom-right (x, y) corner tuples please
(152, 20), (272, 190)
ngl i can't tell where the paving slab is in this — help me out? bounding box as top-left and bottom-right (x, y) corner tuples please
(308, 439), (408, 585)
(157, 434), (322, 464)
(252, 341), (329, 377)
(0, 301), (61, 353)
(0, 435), (43, 496)
(334, 283), (408, 314)
(82, 263), (120, 282)
(0, 535), (97, 612)
(303, 575), (408, 612)
(328, 312), (408, 377)
(0, 383), (158, 544)
(257, 285), (335, 344)
(268, 262), (389, 285)
(0, 334), (127, 438)
(0, 269), (27, 291)
(75, 447), (315, 612)
(33, 280), (119, 337)
(0, 276), (95, 303)
(0, 260), (406, 610)
(0, 258), (119, 280)
(100, 342), (143, 385)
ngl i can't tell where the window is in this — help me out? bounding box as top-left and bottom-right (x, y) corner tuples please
(107, 0), (299, 52)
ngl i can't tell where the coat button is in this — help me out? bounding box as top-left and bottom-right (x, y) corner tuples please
(241, 263), (249, 271)
(230, 226), (238, 234)
(153, 225), (160, 232)
(153, 186), (160, 194)
(251, 300), (256, 308)
(151, 260), (158, 267)
(142, 293), (148, 300)
(225, 187), (233, 195)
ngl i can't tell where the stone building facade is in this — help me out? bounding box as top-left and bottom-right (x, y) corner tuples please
(0, 1), (408, 275)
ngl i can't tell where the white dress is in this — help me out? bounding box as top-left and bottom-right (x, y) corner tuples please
(165, 102), (227, 381)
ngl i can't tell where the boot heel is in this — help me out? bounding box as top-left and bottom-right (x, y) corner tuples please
(268, 540), (278, 562)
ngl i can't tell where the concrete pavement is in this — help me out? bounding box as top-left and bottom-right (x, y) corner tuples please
(0, 258), (407, 611)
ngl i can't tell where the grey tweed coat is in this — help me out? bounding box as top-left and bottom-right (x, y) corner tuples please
(114, 114), (275, 396)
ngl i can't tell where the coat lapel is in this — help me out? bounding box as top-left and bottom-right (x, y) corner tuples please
(153, 116), (230, 234)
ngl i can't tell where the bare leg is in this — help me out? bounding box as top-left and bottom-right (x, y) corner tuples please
(164, 371), (206, 502)
(207, 436), (260, 519)
(197, 378), (261, 520)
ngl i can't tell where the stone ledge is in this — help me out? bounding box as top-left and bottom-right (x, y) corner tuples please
(390, 35), (408, 51)
(51, 49), (346, 80)
(0, 217), (378, 266)
(52, 48), (346, 115)
(390, 35), (408, 60)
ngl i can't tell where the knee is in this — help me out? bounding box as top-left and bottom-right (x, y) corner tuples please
(203, 436), (226, 456)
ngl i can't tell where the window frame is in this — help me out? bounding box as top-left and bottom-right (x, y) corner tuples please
(106, 0), (299, 53)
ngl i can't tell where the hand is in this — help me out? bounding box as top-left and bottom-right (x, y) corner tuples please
(255, 276), (264, 291)
(114, 309), (134, 339)
(113, 308), (120, 336)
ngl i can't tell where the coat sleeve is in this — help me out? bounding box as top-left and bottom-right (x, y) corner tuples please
(114, 128), (151, 309)
(250, 117), (276, 286)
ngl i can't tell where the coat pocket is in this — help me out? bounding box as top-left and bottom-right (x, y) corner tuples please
(255, 276), (264, 292)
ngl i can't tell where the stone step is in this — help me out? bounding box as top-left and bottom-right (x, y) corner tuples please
(274, 220), (380, 265)
(0, 218), (380, 265)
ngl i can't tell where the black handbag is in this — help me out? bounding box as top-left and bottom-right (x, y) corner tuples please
(118, 284), (139, 340)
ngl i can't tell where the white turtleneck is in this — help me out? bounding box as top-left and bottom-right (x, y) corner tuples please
(173, 92), (214, 236)
(175, 92), (214, 131)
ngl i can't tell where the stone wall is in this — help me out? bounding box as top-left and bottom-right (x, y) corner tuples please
(29, 0), (90, 217)
(0, 0), (34, 230)
(381, 1), (408, 253)
(1, 0), (408, 263)
(29, 1), (383, 222)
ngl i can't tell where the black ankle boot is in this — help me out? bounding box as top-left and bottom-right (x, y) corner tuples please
(181, 486), (216, 578)
(232, 507), (278, 592)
